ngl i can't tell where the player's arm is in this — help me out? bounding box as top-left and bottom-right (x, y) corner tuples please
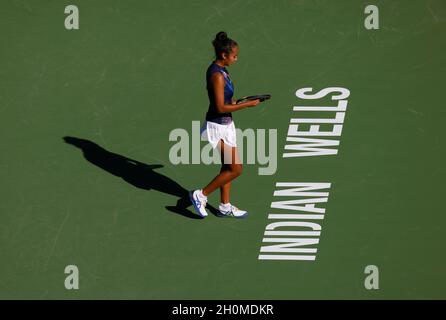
(211, 73), (259, 113)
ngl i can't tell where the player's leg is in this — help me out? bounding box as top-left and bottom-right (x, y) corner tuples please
(219, 164), (231, 204)
(214, 140), (248, 218)
(202, 139), (242, 197)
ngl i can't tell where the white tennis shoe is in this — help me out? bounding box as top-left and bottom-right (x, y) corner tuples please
(189, 189), (208, 217)
(218, 203), (248, 218)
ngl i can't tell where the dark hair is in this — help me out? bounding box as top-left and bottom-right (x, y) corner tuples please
(212, 31), (238, 59)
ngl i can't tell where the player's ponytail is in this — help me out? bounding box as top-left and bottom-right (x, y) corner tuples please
(212, 31), (238, 59)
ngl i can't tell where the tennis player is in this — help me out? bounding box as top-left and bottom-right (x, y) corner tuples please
(189, 31), (260, 218)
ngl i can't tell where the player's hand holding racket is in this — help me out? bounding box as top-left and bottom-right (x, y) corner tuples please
(246, 99), (261, 107)
(236, 94), (271, 107)
(232, 98), (260, 109)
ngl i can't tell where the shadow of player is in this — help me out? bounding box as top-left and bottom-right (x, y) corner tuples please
(63, 136), (221, 219)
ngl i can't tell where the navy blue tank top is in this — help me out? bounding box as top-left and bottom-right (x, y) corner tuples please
(205, 61), (234, 124)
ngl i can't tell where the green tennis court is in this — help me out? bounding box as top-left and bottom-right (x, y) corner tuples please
(1, 0), (445, 299)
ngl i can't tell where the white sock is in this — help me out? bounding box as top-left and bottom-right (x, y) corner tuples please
(220, 202), (231, 209)
(198, 189), (207, 200)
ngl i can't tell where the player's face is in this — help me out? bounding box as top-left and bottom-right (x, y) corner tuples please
(224, 46), (238, 66)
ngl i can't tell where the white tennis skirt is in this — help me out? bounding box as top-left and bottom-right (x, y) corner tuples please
(200, 120), (237, 149)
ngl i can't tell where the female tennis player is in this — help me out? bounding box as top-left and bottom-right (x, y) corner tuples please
(189, 31), (260, 218)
